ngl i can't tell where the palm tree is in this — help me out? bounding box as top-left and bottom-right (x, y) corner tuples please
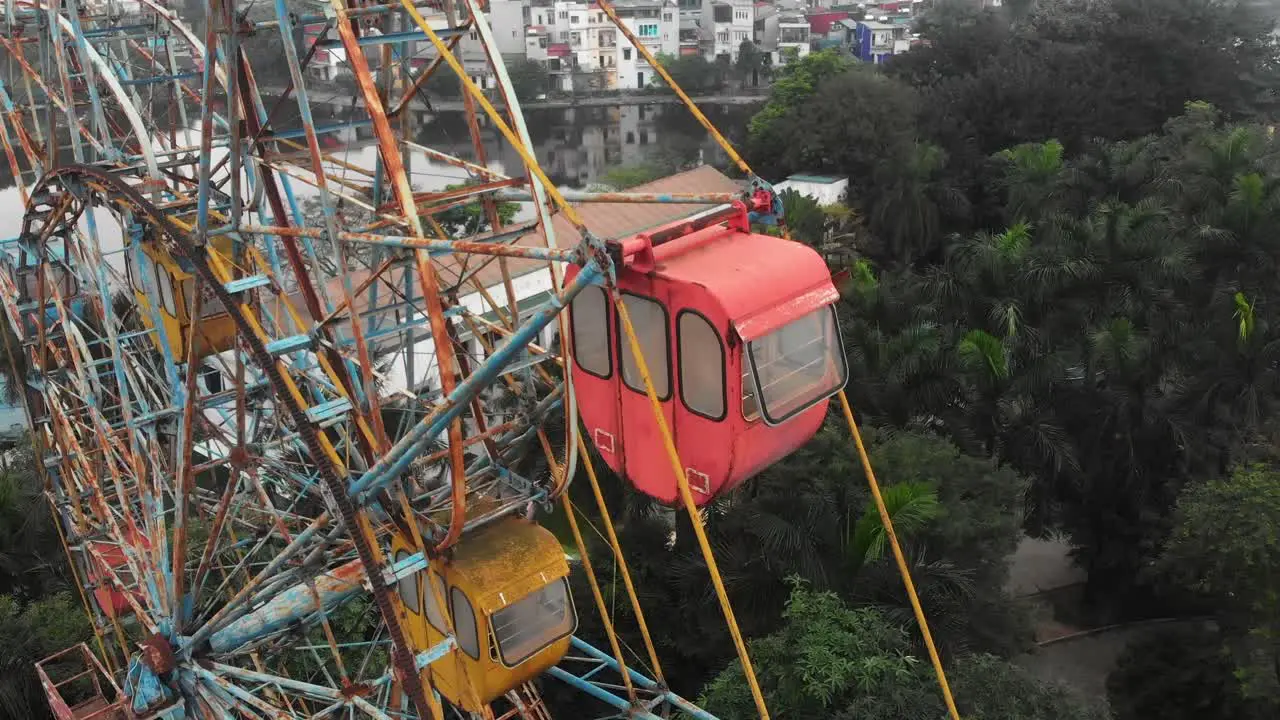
(868, 142), (970, 266)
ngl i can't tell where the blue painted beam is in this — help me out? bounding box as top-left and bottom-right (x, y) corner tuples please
(314, 27), (467, 49)
(347, 261), (604, 501)
(261, 119), (374, 142)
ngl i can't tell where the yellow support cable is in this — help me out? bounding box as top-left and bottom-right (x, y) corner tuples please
(558, 492), (640, 703)
(614, 295), (771, 719)
(398, 0), (588, 231)
(575, 436), (666, 685)
(836, 390), (961, 720)
(535, 432), (639, 703)
(595, 0), (751, 176)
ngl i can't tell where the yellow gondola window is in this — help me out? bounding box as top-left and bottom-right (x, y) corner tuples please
(490, 579), (575, 667)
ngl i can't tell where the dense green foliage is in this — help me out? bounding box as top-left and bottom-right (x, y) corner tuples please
(654, 53), (727, 94)
(699, 582), (1104, 719)
(1107, 625), (1266, 720)
(1160, 464), (1280, 703)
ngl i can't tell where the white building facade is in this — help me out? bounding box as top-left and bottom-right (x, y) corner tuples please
(702, 0), (753, 63)
(513, 0), (676, 90)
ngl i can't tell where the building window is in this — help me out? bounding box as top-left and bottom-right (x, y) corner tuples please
(678, 311), (726, 420)
(623, 47), (632, 60)
(570, 285), (611, 379)
(639, 130), (648, 145)
(571, 31), (581, 46)
(638, 23), (659, 38)
(716, 30), (729, 44)
(558, 10), (568, 19)
(663, 12), (673, 20)
(571, 14), (580, 23)
(734, 30), (747, 42)
(625, 131), (635, 144)
(618, 293), (670, 400)
(735, 9), (748, 20)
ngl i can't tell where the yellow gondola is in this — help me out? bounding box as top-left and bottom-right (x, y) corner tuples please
(391, 516), (577, 712)
(127, 223), (238, 361)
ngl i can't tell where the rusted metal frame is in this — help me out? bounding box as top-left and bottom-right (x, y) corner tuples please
(0, 78), (41, 179)
(194, 0), (223, 242)
(17, 40), (44, 152)
(236, 23), (331, 156)
(233, 35), (383, 464)
(47, 0), (91, 163)
(0, 111), (29, 205)
(184, 511), (334, 651)
(385, 22), (468, 118)
(0, 35), (106, 157)
(444, 309), (502, 462)
(61, 0), (115, 162)
(238, 221), (568, 261)
(204, 22), (332, 187)
(375, 176), (524, 213)
(193, 666), (295, 720)
(272, 136), (376, 178)
(227, 3), (245, 225)
(45, 401), (161, 633)
(436, 0), (511, 335)
(170, 273), (203, 631)
(230, 244), (385, 458)
(401, 140), (509, 181)
(162, 26), (190, 139)
(73, 181), (155, 542)
(197, 495), (317, 626)
(329, 0), (471, 560)
(334, 237), (394, 452)
(305, 578), (354, 686)
(400, 0), (590, 227)
(0, 277), (119, 673)
(19, 5), (163, 179)
(29, 200), (154, 562)
(348, 260), (604, 501)
(191, 467), (245, 601)
(268, 155), (379, 201)
(499, 189), (744, 204)
(116, 162), (432, 719)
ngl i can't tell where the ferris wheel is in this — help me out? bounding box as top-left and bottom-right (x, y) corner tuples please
(0, 0), (953, 718)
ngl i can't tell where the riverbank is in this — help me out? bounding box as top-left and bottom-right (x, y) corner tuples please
(254, 83), (767, 111)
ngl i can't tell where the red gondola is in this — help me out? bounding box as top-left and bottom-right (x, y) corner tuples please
(86, 531), (149, 619)
(568, 201), (848, 506)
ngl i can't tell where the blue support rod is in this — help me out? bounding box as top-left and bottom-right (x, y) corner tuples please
(568, 637), (720, 720)
(347, 260), (604, 501)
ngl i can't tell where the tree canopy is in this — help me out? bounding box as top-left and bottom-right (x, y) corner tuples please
(699, 581), (1104, 719)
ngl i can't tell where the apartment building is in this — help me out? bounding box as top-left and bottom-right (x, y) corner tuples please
(513, 0), (676, 89)
(702, 0), (753, 63)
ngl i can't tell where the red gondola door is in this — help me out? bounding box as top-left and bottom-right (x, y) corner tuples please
(615, 280), (678, 503)
(669, 285), (735, 504)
